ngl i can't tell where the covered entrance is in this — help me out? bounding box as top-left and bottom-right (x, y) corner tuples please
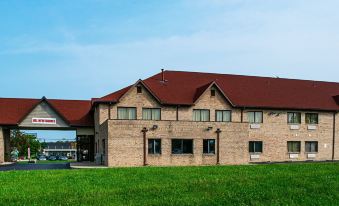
(0, 97), (95, 163)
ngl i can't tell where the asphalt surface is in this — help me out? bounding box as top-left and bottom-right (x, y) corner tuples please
(0, 163), (71, 171)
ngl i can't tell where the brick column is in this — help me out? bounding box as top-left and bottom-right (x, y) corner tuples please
(0, 127), (4, 163)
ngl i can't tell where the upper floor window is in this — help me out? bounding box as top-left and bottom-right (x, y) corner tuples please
(117, 107), (137, 120)
(172, 139), (193, 154)
(288, 112), (301, 124)
(305, 141), (318, 153)
(248, 111), (263, 123)
(287, 141), (301, 153)
(305, 113), (318, 124)
(249, 141), (263, 153)
(211, 89), (216, 97)
(137, 86), (142, 93)
(142, 108), (161, 120)
(215, 110), (231, 122)
(193, 109), (210, 122)
(203, 139), (215, 154)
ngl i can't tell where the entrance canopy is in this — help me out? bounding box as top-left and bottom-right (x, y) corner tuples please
(0, 97), (95, 162)
(0, 97), (93, 128)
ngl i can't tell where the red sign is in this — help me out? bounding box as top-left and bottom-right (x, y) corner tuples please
(32, 118), (57, 125)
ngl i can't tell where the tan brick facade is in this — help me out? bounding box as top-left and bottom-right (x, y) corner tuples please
(93, 84), (339, 167)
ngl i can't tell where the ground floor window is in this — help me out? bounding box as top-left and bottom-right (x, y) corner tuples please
(172, 139), (193, 154)
(305, 141), (318, 153)
(249, 141), (263, 153)
(287, 141), (301, 153)
(203, 139), (215, 154)
(148, 139), (161, 154)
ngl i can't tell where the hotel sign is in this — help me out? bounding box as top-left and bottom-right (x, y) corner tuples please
(32, 118), (57, 125)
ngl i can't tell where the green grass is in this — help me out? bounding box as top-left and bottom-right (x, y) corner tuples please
(17, 160), (76, 164)
(0, 163), (338, 206)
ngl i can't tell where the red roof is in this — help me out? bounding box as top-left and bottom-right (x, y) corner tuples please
(0, 98), (93, 126)
(96, 70), (339, 111)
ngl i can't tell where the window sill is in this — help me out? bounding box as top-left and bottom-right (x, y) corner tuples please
(171, 154), (194, 156)
(202, 153), (215, 156)
(304, 152), (318, 154)
(148, 154), (161, 156)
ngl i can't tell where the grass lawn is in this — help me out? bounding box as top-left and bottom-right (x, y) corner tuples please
(0, 163), (338, 206)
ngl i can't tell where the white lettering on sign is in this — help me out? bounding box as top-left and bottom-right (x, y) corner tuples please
(32, 118), (57, 125)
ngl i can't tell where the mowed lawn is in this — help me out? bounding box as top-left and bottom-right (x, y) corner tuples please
(0, 163), (338, 206)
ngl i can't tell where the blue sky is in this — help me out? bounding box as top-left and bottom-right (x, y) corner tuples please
(1, 0), (339, 141)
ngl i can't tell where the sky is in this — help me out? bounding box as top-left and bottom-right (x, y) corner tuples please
(1, 0), (339, 141)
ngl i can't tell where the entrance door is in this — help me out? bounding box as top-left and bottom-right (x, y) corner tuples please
(77, 135), (94, 162)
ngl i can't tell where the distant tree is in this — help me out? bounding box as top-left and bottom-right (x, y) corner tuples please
(10, 130), (42, 159)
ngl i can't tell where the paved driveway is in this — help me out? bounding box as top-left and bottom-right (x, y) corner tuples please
(0, 163), (71, 171)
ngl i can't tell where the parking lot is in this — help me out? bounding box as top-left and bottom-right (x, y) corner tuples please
(0, 162), (71, 171)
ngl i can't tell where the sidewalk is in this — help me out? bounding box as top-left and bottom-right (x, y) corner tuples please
(70, 162), (108, 169)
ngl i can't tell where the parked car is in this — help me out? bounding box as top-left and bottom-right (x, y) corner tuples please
(37, 155), (47, 161)
(58, 156), (68, 161)
(48, 156), (57, 161)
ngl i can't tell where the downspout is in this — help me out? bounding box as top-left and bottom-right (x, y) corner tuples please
(142, 127), (149, 166)
(216, 128), (222, 165)
(332, 112), (337, 161)
(241, 108), (244, 123)
(108, 103), (111, 120)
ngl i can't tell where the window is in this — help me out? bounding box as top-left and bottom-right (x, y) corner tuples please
(142, 108), (161, 120)
(148, 139), (161, 154)
(211, 89), (216, 97)
(287, 141), (301, 153)
(203, 139), (215, 154)
(193, 109), (210, 121)
(137, 86), (142, 93)
(249, 141), (263, 153)
(215, 110), (232, 122)
(117, 107), (137, 120)
(102, 139), (106, 154)
(288, 112), (301, 124)
(172, 139), (193, 154)
(248, 111), (263, 123)
(305, 141), (318, 153)
(305, 113), (318, 124)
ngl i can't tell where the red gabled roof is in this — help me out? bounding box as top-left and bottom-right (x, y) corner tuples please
(97, 70), (339, 111)
(0, 98), (93, 126)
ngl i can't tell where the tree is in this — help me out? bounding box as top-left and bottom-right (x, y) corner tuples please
(10, 130), (43, 159)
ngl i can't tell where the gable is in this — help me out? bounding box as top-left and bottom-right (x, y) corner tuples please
(19, 101), (69, 128)
(118, 83), (160, 107)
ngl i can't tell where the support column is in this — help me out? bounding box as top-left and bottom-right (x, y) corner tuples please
(216, 128), (222, 165)
(0, 127), (10, 163)
(142, 127), (148, 166)
(0, 127), (4, 163)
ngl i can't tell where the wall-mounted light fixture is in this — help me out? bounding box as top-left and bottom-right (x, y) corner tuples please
(152, 125), (158, 130)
